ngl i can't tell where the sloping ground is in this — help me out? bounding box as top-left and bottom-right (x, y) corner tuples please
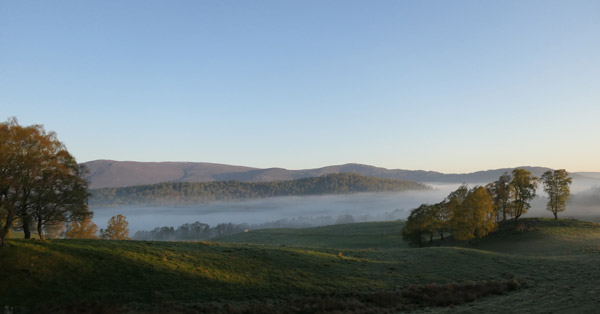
(216, 221), (410, 249)
(465, 218), (600, 256)
(2, 219), (600, 313)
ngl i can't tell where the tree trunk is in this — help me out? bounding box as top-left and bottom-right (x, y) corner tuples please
(37, 220), (45, 240)
(440, 229), (444, 240)
(1, 215), (14, 247)
(22, 216), (32, 239)
(554, 212), (558, 220)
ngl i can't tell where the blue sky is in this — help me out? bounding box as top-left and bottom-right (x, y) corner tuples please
(1, 1), (599, 173)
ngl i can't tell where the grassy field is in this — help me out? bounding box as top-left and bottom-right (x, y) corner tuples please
(216, 221), (410, 249)
(1, 218), (600, 313)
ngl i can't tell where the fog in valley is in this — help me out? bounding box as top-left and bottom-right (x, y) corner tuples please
(91, 180), (600, 236)
(92, 184), (460, 233)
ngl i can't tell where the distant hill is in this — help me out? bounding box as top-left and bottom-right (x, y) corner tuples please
(83, 160), (257, 188)
(89, 173), (429, 207)
(575, 172), (600, 180)
(82, 159), (598, 189)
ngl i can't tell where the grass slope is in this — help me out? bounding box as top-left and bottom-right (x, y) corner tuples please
(1, 218), (600, 313)
(216, 221), (409, 249)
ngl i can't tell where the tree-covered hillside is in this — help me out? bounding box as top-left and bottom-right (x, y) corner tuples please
(89, 173), (429, 207)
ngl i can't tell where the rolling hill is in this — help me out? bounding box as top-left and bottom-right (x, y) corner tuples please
(3, 218), (600, 313)
(216, 221), (410, 249)
(88, 173), (429, 207)
(82, 159), (600, 189)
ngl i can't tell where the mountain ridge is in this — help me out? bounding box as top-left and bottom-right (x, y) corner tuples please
(82, 159), (598, 189)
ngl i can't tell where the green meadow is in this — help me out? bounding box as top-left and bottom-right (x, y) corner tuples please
(2, 218), (600, 313)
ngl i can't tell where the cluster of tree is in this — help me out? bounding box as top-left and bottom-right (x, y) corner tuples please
(132, 214), (359, 241)
(133, 222), (238, 241)
(0, 118), (91, 246)
(38, 214), (130, 240)
(402, 168), (572, 246)
(89, 173), (429, 207)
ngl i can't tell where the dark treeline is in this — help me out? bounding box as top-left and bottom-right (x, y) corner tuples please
(90, 173), (429, 207)
(132, 214), (359, 241)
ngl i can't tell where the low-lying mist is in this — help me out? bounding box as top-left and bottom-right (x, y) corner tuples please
(91, 182), (600, 236)
(92, 185), (460, 233)
(526, 186), (600, 220)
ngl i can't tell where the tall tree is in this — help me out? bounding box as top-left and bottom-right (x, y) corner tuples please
(0, 118), (91, 245)
(102, 214), (129, 240)
(541, 169), (572, 219)
(30, 164), (90, 240)
(510, 169), (539, 222)
(450, 186), (496, 241)
(431, 202), (451, 241)
(0, 120), (17, 246)
(486, 172), (512, 222)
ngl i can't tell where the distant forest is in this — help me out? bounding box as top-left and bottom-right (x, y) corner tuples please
(89, 173), (429, 207)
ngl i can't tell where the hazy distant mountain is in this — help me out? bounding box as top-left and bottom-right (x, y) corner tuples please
(82, 160), (598, 189)
(89, 173), (429, 207)
(83, 160), (257, 188)
(575, 172), (600, 180)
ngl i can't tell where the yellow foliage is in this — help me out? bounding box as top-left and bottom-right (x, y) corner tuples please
(66, 218), (98, 239)
(450, 186), (496, 241)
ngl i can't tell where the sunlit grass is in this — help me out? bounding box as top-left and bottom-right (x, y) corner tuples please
(2, 218), (600, 313)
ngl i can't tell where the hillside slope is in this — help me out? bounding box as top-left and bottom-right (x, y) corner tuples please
(2, 219), (600, 313)
(84, 160), (258, 188)
(217, 221), (409, 249)
(83, 160), (599, 189)
(89, 173), (429, 207)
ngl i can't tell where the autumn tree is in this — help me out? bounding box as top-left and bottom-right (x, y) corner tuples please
(30, 164), (90, 240)
(402, 201), (451, 247)
(402, 204), (434, 247)
(66, 216), (99, 239)
(510, 169), (539, 222)
(450, 186), (496, 241)
(430, 202), (451, 240)
(0, 118), (91, 246)
(0, 121), (16, 246)
(541, 169), (572, 219)
(486, 172), (512, 222)
(102, 214), (129, 240)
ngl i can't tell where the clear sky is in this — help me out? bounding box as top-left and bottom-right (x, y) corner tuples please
(1, 1), (599, 173)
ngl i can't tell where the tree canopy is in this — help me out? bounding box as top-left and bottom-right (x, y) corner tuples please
(541, 169), (572, 219)
(102, 214), (129, 240)
(510, 169), (539, 222)
(486, 172), (512, 222)
(0, 118), (91, 246)
(450, 186), (496, 241)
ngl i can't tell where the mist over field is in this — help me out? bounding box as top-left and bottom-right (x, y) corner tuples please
(91, 180), (600, 233)
(92, 185), (459, 232)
